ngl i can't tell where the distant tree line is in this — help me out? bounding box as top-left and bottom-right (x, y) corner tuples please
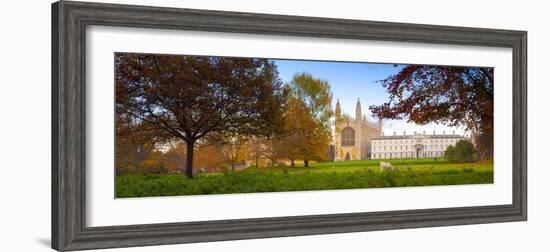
(445, 140), (476, 163)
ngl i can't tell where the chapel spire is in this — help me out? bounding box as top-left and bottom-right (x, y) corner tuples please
(335, 98), (341, 119)
(356, 98), (362, 121)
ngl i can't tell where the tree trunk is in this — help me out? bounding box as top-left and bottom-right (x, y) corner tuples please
(185, 141), (194, 179)
(231, 161), (235, 172)
(304, 159), (309, 168)
(290, 159), (295, 167)
(487, 132), (494, 159)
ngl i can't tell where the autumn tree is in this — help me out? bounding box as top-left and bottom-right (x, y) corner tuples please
(208, 132), (250, 172)
(246, 136), (273, 169)
(192, 144), (226, 172)
(159, 141), (225, 174)
(115, 113), (161, 175)
(140, 150), (166, 174)
(370, 65), (493, 159)
(286, 72), (333, 167)
(116, 134), (152, 175)
(116, 53), (285, 178)
(162, 142), (188, 174)
(277, 96), (314, 167)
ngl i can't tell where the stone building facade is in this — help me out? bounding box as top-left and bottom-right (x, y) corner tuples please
(333, 98), (382, 161)
(371, 131), (467, 159)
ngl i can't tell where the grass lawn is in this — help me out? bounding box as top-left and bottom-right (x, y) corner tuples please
(116, 158), (493, 198)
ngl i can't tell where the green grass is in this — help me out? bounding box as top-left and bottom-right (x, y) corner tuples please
(116, 158), (493, 198)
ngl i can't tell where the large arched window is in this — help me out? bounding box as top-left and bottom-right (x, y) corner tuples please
(341, 127), (355, 146)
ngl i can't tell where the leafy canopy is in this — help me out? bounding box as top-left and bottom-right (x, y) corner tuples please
(115, 53), (286, 177)
(370, 65), (493, 158)
(445, 140), (476, 163)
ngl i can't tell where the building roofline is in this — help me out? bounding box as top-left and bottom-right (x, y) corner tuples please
(371, 134), (467, 140)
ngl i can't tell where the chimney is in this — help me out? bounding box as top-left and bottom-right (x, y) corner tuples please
(393, 131), (396, 136)
(443, 131), (446, 135)
(453, 130), (455, 135)
(403, 131), (406, 136)
(433, 130), (436, 135)
(414, 131), (417, 135)
(423, 130), (426, 135)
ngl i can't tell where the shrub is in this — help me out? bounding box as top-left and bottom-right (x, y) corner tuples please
(462, 167), (474, 173)
(445, 140), (477, 163)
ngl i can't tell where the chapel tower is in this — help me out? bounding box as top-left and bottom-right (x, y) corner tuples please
(356, 98), (362, 121)
(335, 99), (342, 119)
(333, 97), (382, 161)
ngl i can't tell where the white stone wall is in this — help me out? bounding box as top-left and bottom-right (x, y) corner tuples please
(371, 133), (466, 159)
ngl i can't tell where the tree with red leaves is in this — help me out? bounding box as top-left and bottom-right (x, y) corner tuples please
(369, 65), (493, 158)
(116, 53), (286, 178)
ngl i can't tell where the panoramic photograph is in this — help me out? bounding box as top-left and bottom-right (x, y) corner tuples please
(114, 52), (494, 198)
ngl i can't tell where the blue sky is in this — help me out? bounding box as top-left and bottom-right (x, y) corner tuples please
(273, 59), (465, 136)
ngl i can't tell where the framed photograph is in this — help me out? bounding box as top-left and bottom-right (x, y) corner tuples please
(52, 1), (527, 251)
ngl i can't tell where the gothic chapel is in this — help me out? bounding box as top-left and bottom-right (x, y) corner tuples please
(333, 98), (382, 160)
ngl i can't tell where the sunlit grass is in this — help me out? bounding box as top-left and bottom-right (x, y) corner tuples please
(116, 158), (493, 198)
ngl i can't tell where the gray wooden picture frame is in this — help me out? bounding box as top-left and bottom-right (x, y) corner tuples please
(52, 1), (527, 251)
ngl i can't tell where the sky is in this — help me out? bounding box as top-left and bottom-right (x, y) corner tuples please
(273, 59), (466, 136)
